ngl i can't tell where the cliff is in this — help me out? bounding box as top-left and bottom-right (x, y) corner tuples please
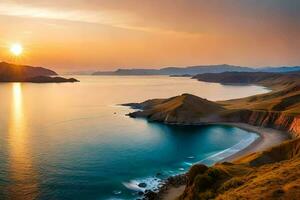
(223, 110), (300, 138)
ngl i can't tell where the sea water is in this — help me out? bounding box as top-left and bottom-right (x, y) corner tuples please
(0, 76), (267, 199)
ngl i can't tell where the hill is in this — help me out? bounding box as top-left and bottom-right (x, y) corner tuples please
(0, 62), (79, 83)
(123, 94), (225, 124)
(0, 62), (57, 81)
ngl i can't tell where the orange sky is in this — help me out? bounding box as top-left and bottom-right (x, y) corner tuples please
(0, 0), (299, 72)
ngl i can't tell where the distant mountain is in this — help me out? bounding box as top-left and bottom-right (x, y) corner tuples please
(93, 64), (254, 76)
(93, 64), (300, 76)
(193, 71), (300, 89)
(0, 62), (57, 82)
(260, 66), (300, 73)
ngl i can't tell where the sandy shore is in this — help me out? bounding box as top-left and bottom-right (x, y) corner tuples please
(218, 123), (290, 161)
(161, 122), (290, 200)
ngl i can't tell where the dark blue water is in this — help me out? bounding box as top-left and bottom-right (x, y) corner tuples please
(0, 76), (265, 200)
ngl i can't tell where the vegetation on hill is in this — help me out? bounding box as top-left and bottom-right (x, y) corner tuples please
(178, 138), (300, 200)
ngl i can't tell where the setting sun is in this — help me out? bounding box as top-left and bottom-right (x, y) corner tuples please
(10, 43), (23, 56)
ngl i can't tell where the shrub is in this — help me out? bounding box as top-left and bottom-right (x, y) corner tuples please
(199, 190), (216, 200)
(194, 174), (214, 192)
(219, 177), (245, 192)
(206, 167), (222, 179)
(188, 164), (209, 186)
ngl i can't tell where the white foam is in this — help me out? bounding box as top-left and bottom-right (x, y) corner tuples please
(122, 177), (162, 192)
(198, 134), (258, 165)
(183, 162), (193, 166)
(112, 190), (122, 195)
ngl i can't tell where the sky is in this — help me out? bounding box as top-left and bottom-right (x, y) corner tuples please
(0, 0), (299, 72)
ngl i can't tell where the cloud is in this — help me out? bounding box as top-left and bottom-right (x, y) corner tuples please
(0, 0), (299, 36)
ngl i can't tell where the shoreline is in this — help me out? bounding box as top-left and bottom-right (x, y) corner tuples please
(214, 122), (290, 162)
(159, 122), (290, 200)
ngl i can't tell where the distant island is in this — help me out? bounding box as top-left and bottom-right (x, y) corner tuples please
(0, 62), (79, 83)
(123, 71), (300, 199)
(93, 64), (300, 76)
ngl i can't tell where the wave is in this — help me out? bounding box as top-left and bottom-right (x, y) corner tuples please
(197, 134), (258, 165)
(122, 177), (162, 192)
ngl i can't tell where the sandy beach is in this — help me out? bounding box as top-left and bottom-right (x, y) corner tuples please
(219, 123), (290, 161)
(161, 122), (290, 200)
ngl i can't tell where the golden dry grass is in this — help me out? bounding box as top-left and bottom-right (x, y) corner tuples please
(179, 139), (300, 200)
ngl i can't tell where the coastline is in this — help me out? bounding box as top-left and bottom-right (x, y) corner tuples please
(159, 122), (290, 200)
(215, 122), (290, 162)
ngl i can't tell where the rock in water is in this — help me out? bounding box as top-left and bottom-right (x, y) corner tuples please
(138, 182), (147, 188)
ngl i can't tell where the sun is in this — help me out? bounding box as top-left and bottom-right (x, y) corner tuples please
(10, 43), (23, 56)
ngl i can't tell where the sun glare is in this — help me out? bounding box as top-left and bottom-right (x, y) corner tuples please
(10, 43), (23, 56)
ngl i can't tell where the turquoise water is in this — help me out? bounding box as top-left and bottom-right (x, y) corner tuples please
(0, 76), (266, 200)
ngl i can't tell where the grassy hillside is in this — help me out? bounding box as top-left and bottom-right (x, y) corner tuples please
(178, 138), (300, 200)
(221, 84), (300, 116)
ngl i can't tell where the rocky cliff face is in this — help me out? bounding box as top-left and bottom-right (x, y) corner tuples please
(223, 110), (300, 138)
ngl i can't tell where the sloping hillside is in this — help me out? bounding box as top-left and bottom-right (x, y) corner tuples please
(221, 84), (300, 115)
